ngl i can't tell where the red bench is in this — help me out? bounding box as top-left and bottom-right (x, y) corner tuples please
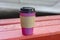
(0, 15), (60, 40)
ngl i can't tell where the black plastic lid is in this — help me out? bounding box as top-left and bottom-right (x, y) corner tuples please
(20, 7), (35, 13)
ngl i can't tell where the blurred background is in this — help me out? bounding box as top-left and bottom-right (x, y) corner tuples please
(0, 0), (60, 19)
